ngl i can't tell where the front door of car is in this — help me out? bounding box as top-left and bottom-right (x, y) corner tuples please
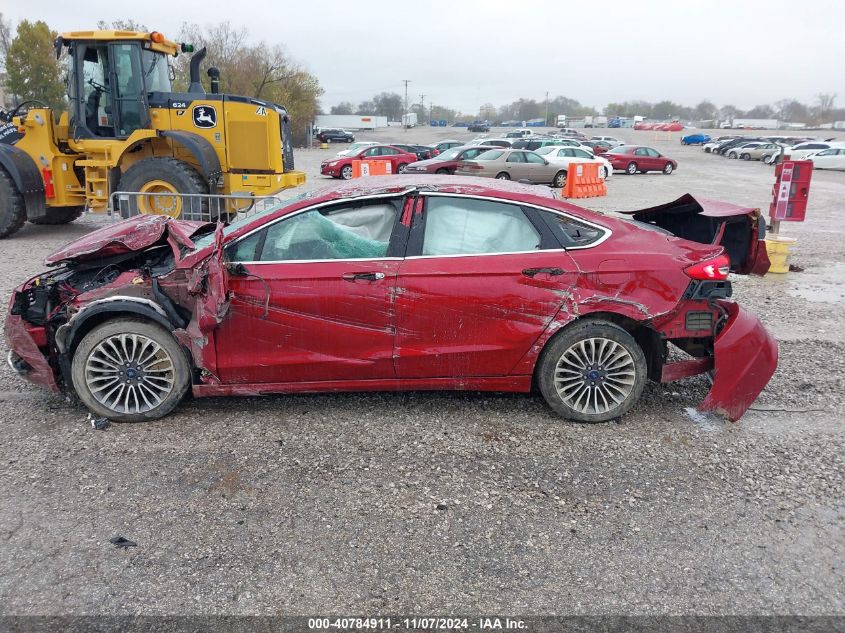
(393, 194), (579, 379)
(213, 196), (409, 384)
(505, 151), (530, 179)
(524, 151), (554, 182)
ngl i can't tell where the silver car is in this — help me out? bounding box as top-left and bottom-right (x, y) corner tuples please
(455, 149), (568, 187)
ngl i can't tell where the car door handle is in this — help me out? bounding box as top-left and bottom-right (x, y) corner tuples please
(343, 272), (385, 282)
(522, 267), (564, 277)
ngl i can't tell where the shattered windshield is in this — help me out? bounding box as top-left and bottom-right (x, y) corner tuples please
(191, 192), (311, 250)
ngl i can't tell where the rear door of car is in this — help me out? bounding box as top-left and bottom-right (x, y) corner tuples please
(505, 151), (530, 179)
(393, 194), (579, 378)
(214, 195), (411, 383)
(634, 147), (651, 168)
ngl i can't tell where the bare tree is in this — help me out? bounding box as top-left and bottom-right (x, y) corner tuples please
(816, 93), (837, 121)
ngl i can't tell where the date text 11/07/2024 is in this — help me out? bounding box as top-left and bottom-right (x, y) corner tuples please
(307, 618), (527, 630)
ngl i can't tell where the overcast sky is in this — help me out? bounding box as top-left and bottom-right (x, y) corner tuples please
(5, 0), (844, 114)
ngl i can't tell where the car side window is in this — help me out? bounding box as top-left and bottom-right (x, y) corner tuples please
(463, 149), (483, 159)
(635, 148), (649, 156)
(506, 152), (526, 163)
(421, 197), (541, 256)
(381, 147), (399, 156)
(646, 148), (660, 157)
(524, 152), (545, 164)
(228, 202), (399, 262)
(362, 148), (379, 157)
(537, 210), (604, 248)
(574, 149), (592, 159)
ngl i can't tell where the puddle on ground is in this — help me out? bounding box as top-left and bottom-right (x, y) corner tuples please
(786, 262), (845, 304)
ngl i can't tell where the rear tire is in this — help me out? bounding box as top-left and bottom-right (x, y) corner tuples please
(435, 168), (450, 175)
(397, 163), (409, 174)
(117, 157), (208, 221)
(30, 206), (85, 225)
(537, 319), (647, 423)
(71, 318), (191, 423)
(626, 162), (638, 175)
(552, 170), (567, 188)
(741, 153), (751, 160)
(728, 152), (737, 159)
(0, 168), (27, 239)
(495, 172), (511, 180)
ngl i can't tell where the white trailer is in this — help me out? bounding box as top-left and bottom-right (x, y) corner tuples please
(556, 115), (567, 127)
(314, 115), (388, 130)
(731, 118), (779, 129)
(402, 113), (418, 128)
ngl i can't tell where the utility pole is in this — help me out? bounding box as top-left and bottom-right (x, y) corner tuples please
(402, 79), (411, 131)
(545, 91), (550, 127)
(419, 94), (425, 124)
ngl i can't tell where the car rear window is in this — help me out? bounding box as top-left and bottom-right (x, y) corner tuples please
(538, 210), (605, 248)
(476, 150), (504, 160)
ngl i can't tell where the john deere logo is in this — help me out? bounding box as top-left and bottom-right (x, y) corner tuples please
(192, 106), (217, 129)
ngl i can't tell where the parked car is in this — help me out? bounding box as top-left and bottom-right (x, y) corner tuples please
(590, 135), (623, 148)
(702, 136), (740, 153)
(404, 146), (492, 175)
(430, 140), (464, 154)
(511, 138), (574, 151)
(806, 146), (845, 170)
(784, 141), (844, 160)
(335, 141), (379, 157)
(681, 133), (711, 145)
(505, 129), (534, 139)
(581, 140), (613, 154)
(317, 129), (354, 143)
(730, 142), (781, 161)
(725, 142), (769, 159)
(714, 137), (764, 155)
(475, 138), (513, 148)
(455, 149), (569, 186)
(5, 180), (776, 423)
(534, 146), (613, 181)
(320, 145), (418, 179)
(468, 123), (490, 132)
(604, 146), (678, 174)
(389, 144), (434, 161)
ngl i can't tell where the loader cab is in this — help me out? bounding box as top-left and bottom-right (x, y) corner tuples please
(67, 39), (169, 139)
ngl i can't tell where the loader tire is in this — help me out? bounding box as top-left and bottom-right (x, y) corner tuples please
(30, 206), (85, 225)
(117, 157), (208, 221)
(0, 168), (27, 239)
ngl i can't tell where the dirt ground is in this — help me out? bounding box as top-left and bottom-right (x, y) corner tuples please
(0, 127), (843, 616)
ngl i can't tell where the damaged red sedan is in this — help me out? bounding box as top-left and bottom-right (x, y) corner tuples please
(5, 177), (777, 423)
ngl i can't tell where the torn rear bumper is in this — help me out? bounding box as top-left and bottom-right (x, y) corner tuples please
(4, 314), (59, 392)
(698, 301), (778, 421)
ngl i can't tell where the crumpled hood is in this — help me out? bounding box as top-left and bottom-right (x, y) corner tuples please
(45, 215), (214, 265)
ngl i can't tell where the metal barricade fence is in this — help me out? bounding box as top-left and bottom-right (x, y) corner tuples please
(108, 191), (287, 223)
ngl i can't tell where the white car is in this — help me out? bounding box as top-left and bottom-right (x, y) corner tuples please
(807, 146), (845, 170)
(335, 141), (379, 157)
(590, 135), (623, 147)
(784, 141), (842, 160)
(535, 146), (613, 180)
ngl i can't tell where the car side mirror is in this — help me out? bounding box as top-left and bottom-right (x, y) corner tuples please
(226, 261), (249, 276)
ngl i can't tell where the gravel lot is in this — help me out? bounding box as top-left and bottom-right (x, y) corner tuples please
(0, 127), (843, 616)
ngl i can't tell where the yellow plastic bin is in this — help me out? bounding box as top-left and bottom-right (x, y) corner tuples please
(320, 142), (329, 150)
(765, 235), (797, 274)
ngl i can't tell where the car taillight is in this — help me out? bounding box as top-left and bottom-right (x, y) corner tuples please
(684, 254), (731, 280)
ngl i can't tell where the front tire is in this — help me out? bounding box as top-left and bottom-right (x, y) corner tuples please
(537, 320), (647, 423)
(741, 153), (751, 160)
(552, 170), (567, 188)
(117, 157), (208, 220)
(626, 162), (638, 175)
(340, 165), (353, 180)
(0, 168), (27, 239)
(71, 318), (191, 423)
(663, 163), (674, 174)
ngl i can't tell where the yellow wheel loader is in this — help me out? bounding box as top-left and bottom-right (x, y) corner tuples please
(0, 30), (306, 238)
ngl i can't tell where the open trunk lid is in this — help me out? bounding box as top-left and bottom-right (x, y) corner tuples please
(620, 194), (770, 275)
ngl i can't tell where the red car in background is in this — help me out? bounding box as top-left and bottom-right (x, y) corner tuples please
(320, 145), (418, 179)
(605, 145), (679, 174)
(581, 140), (612, 155)
(404, 145), (492, 175)
(6, 178), (775, 424)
